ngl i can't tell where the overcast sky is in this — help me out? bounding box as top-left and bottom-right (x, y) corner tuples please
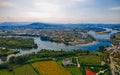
(0, 0), (120, 23)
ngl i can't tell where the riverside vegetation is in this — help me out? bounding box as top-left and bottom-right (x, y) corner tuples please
(0, 37), (37, 49)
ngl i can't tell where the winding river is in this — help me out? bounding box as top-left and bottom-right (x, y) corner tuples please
(31, 28), (118, 51)
(0, 28), (119, 63)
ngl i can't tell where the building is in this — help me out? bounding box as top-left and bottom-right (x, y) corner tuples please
(86, 70), (96, 75)
(62, 58), (72, 66)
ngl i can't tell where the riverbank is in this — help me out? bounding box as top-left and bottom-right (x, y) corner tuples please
(95, 31), (111, 35)
(48, 41), (98, 46)
(76, 41), (98, 46)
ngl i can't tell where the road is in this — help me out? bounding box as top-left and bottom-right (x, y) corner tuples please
(0, 58), (3, 64)
(109, 45), (116, 75)
(76, 57), (80, 68)
(109, 55), (115, 75)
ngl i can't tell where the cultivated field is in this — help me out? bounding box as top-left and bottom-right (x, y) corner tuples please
(13, 64), (38, 75)
(0, 69), (13, 75)
(32, 61), (72, 75)
(116, 34), (120, 40)
(65, 67), (82, 75)
(0, 64), (38, 75)
(78, 55), (101, 65)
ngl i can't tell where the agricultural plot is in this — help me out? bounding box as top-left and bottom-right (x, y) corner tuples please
(32, 61), (72, 75)
(116, 34), (120, 40)
(78, 55), (101, 65)
(0, 64), (38, 75)
(13, 64), (38, 75)
(65, 67), (82, 75)
(0, 69), (13, 75)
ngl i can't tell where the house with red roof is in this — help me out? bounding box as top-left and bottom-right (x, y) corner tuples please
(86, 70), (96, 75)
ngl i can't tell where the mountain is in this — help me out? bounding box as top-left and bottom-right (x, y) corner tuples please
(25, 22), (52, 28)
(0, 22), (120, 30)
(0, 22), (64, 29)
(21, 22), (64, 29)
(0, 22), (32, 26)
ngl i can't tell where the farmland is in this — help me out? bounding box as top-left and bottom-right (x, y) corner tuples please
(116, 33), (120, 40)
(65, 67), (82, 75)
(0, 64), (38, 75)
(32, 61), (72, 75)
(56, 58), (83, 75)
(78, 55), (101, 65)
(0, 69), (13, 75)
(13, 64), (38, 75)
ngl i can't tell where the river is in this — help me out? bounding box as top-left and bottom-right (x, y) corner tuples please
(0, 28), (119, 63)
(29, 28), (118, 51)
(8, 28), (120, 54)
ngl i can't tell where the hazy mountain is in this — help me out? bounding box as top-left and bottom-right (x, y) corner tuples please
(0, 22), (32, 26)
(0, 22), (120, 30)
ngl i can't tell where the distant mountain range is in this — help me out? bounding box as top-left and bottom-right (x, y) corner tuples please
(0, 22), (120, 30)
(0, 22), (32, 26)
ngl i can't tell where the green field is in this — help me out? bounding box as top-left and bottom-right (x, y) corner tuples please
(91, 51), (107, 56)
(116, 34), (120, 40)
(13, 64), (38, 75)
(56, 59), (82, 75)
(0, 69), (13, 75)
(65, 67), (82, 75)
(0, 64), (38, 75)
(78, 55), (101, 65)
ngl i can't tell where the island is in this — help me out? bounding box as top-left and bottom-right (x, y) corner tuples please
(40, 29), (95, 45)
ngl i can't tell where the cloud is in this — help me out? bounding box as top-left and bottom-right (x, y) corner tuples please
(34, 2), (61, 12)
(0, 0), (14, 7)
(109, 6), (120, 10)
(71, 0), (86, 2)
(0, 0), (120, 23)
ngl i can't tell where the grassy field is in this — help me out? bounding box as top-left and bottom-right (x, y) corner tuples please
(32, 61), (72, 75)
(116, 34), (120, 40)
(65, 67), (82, 75)
(0, 69), (13, 75)
(0, 64), (38, 75)
(13, 64), (38, 75)
(78, 55), (101, 65)
(91, 51), (107, 56)
(56, 59), (82, 75)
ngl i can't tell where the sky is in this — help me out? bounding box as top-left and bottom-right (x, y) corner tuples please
(0, 0), (120, 23)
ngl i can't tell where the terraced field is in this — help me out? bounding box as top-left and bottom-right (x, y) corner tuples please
(32, 61), (72, 75)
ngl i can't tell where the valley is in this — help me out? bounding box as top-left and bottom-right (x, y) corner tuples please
(0, 23), (120, 75)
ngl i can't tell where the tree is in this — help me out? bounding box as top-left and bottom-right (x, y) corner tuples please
(98, 46), (105, 52)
